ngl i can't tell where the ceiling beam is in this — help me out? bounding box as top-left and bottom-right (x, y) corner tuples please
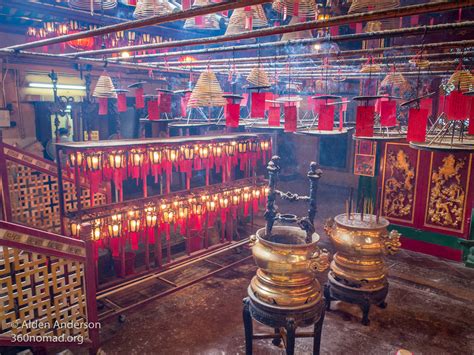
(62, 1), (473, 57)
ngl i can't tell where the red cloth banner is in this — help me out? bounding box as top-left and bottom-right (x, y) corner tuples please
(159, 93), (172, 113)
(117, 93), (127, 113)
(407, 108), (428, 142)
(469, 97), (474, 135)
(98, 97), (108, 115)
(264, 93), (275, 110)
(355, 105), (375, 137)
(135, 87), (145, 109)
(446, 90), (470, 120)
(182, 0), (191, 10)
(284, 106), (297, 132)
(251, 92), (266, 118)
(318, 104), (335, 131)
(380, 100), (397, 127)
(420, 98), (433, 118)
(293, 1), (299, 16)
(225, 103), (240, 128)
(148, 99), (159, 120)
(181, 92), (191, 117)
(195, 16), (203, 26)
(268, 106), (280, 126)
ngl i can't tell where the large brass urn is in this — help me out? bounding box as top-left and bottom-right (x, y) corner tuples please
(249, 226), (329, 309)
(325, 213), (400, 291)
(324, 213), (401, 325)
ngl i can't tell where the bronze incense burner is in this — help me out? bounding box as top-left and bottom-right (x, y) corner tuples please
(324, 212), (401, 325)
(243, 157), (329, 355)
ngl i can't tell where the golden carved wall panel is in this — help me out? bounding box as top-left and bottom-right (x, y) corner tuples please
(425, 153), (472, 233)
(7, 161), (106, 233)
(381, 143), (419, 224)
(0, 246), (89, 339)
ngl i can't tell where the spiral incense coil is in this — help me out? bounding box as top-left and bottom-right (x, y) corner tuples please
(184, 0), (220, 30)
(247, 67), (271, 87)
(380, 72), (410, 93)
(360, 63), (381, 74)
(68, 0), (117, 11)
(226, 6), (268, 35)
(272, 0), (318, 18)
(133, 0), (174, 19)
(281, 17), (313, 42)
(93, 72), (117, 98)
(348, 0), (399, 13)
(188, 70), (226, 107)
(447, 69), (474, 93)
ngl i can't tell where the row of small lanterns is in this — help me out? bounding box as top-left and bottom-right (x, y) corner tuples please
(67, 138), (272, 172)
(70, 183), (268, 240)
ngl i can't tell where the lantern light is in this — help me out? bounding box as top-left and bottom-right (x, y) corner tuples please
(212, 144), (223, 158)
(163, 209), (175, 223)
(243, 191), (251, 203)
(68, 152), (83, 167)
(179, 206), (189, 219)
(181, 146), (194, 160)
(144, 206), (158, 228)
(86, 152), (102, 171)
(207, 200), (217, 212)
(149, 148), (162, 164)
(199, 146), (210, 159)
(253, 189), (261, 199)
(130, 150), (145, 167)
(108, 213), (122, 238)
(69, 220), (82, 238)
(108, 151), (126, 169)
(92, 221), (102, 241)
(225, 141), (237, 156)
(167, 148), (179, 162)
(219, 197), (229, 209)
(238, 141), (248, 153)
(128, 210), (141, 233)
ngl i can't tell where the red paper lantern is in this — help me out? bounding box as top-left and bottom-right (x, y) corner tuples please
(66, 30), (95, 50)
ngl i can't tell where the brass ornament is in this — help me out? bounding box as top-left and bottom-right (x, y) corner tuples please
(249, 226), (329, 308)
(325, 214), (401, 291)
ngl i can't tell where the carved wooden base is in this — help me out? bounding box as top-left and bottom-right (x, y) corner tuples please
(243, 291), (325, 355)
(324, 273), (388, 326)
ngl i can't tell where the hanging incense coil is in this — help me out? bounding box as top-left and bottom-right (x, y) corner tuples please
(272, 0), (318, 18)
(281, 17), (313, 42)
(348, 0), (399, 13)
(93, 72), (117, 98)
(225, 6), (268, 35)
(184, 0), (220, 30)
(188, 70), (226, 107)
(247, 67), (271, 87)
(409, 54), (431, 69)
(133, 0), (174, 19)
(380, 72), (411, 93)
(360, 63), (381, 74)
(447, 69), (474, 93)
(68, 0), (117, 11)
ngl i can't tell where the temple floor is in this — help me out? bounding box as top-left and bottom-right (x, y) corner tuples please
(96, 183), (474, 355)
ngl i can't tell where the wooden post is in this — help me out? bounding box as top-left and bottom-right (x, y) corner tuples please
(0, 132), (12, 221)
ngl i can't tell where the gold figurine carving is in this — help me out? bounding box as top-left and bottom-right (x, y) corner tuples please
(383, 150), (415, 218)
(427, 154), (466, 229)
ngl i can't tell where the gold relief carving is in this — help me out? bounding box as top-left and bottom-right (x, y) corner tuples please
(427, 155), (466, 229)
(383, 150), (415, 218)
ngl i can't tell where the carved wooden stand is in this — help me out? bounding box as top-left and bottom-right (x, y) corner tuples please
(243, 293), (325, 355)
(324, 273), (388, 326)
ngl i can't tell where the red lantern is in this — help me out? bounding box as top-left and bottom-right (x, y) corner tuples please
(66, 30), (95, 51)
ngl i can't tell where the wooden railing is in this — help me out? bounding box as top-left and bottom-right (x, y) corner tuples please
(0, 138), (109, 234)
(0, 220), (99, 352)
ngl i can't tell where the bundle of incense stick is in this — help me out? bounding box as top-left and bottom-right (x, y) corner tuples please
(375, 187), (382, 224)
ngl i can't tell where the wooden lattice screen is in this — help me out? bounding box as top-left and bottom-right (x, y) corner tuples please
(0, 221), (99, 351)
(3, 144), (108, 233)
